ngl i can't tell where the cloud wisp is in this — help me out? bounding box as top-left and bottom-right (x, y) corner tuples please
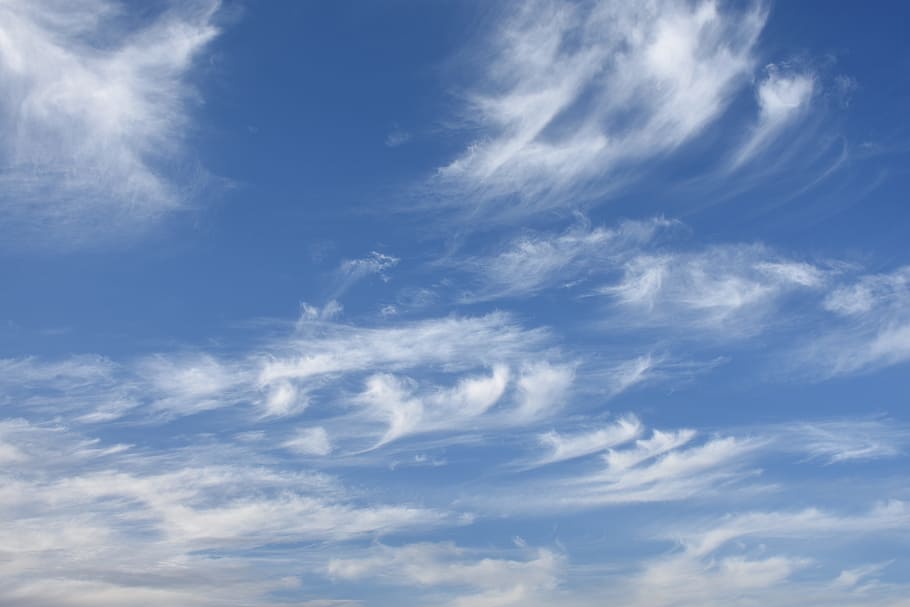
(0, 419), (459, 607)
(434, 0), (766, 217)
(800, 267), (910, 377)
(0, 0), (222, 245)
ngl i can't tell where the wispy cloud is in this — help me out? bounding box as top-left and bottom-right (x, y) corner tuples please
(333, 252), (401, 298)
(599, 244), (828, 336)
(0, 419), (461, 607)
(435, 0), (765, 217)
(0, 310), (569, 453)
(779, 419), (909, 463)
(455, 217), (674, 301)
(327, 542), (562, 607)
(474, 414), (910, 516)
(603, 501), (910, 607)
(732, 63), (816, 168)
(532, 415), (642, 467)
(800, 267), (910, 377)
(473, 423), (758, 513)
(0, 0), (222, 245)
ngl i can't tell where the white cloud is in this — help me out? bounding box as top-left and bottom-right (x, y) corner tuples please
(327, 542), (562, 607)
(610, 501), (910, 607)
(0, 421), (458, 607)
(358, 373), (425, 446)
(732, 64), (816, 167)
(802, 267), (910, 376)
(283, 426), (332, 456)
(354, 362), (571, 449)
(675, 500), (910, 557)
(263, 380), (306, 417)
(834, 562), (893, 590)
(0, 0), (222, 244)
(600, 245), (828, 336)
(513, 361), (574, 422)
(262, 312), (550, 386)
(603, 354), (658, 396)
(138, 353), (246, 415)
(602, 427), (697, 472)
(534, 415), (642, 467)
(0, 311), (566, 456)
(474, 424), (759, 513)
(437, 0), (765, 216)
(333, 252), (401, 297)
(781, 420), (908, 463)
(457, 217), (674, 301)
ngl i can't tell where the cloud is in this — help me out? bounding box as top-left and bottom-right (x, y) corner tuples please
(456, 217), (674, 301)
(675, 500), (910, 558)
(473, 422), (760, 513)
(609, 501), (910, 607)
(436, 0), (765, 216)
(0, 310), (567, 454)
(780, 419), (908, 463)
(327, 542), (562, 607)
(732, 64), (816, 167)
(283, 426), (333, 456)
(348, 361), (577, 450)
(532, 415), (642, 467)
(0, 420), (458, 607)
(599, 245), (828, 336)
(478, 413), (910, 517)
(333, 252), (401, 298)
(138, 353), (248, 415)
(800, 267), (910, 376)
(0, 0), (221, 245)
(453, 217), (840, 352)
(356, 365), (512, 448)
(512, 361), (575, 422)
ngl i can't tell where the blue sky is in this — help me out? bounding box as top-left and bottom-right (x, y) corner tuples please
(1, 1), (909, 605)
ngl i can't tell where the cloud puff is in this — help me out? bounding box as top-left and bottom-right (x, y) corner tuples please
(0, 0), (221, 245)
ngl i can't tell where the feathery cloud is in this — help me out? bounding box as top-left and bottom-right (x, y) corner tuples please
(0, 0), (221, 245)
(436, 0), (765, 216)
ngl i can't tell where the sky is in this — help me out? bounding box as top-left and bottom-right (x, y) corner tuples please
(1, 1), (909, 605)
